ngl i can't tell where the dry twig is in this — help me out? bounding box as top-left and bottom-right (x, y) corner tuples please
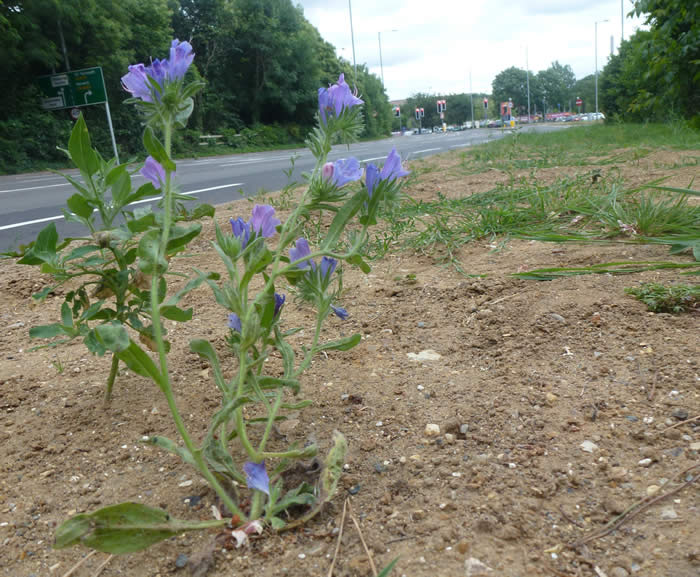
(558, 505), (584, 529)
(571, 464), (700, 547)
(61, 550), (97, 577)
(92, 554), (114, 577)
(347, 500), (378, 577)
(661, 414), (700, 432)
(327, 498), (348, 577)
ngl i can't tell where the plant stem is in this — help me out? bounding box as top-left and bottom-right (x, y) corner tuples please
(103, 355), (119, 404)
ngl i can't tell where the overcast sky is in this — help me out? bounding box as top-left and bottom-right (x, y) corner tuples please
(295, 0), (647, 100)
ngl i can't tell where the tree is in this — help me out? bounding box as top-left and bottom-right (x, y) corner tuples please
(572, 75), (595, 113)
(632, 0), (700, 122)
(491, 67), (530, 116)
(535, 61), (576, 114)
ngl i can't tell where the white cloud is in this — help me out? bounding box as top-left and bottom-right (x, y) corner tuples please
(296, 0), (646, 99)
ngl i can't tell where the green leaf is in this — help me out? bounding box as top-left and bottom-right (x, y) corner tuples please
(60, 302), (73, 328)
(116, 342), (163, 387)
(64, 245), (100, 262)
(54, 503), (226, 554)
(68, 115), (99, 177)
(18, 223), (58, 265)
(142, 436), (196, 468)
(378, 557), (400, 577)
(110, 169), (131, 210)
(95, 324), (130, 353)
(137, 230), (168, 275)
(313, 333), (361, 353)
(142, 128), (176, 172)
(189, 339), (226, 393)
(126, 207), (157, 234)
(66, 194), (94, 219)
(255, 376), (300, 394)
(322, 188), (366, 252)
(29, 324), (66, 339)
(347, 254), (371, 274)
(166, 223), (202, 254)
(159, 305), (193, 322)
(175, 97), (194, 127)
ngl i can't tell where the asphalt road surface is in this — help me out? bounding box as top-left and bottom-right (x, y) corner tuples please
(0, 124), (567, 252)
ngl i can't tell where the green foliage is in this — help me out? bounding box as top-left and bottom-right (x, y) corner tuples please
(625, 282), (699, 313)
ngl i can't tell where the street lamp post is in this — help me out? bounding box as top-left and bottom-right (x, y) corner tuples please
(378, 29), (398, 89)
(525, 46), (531, 124)
(348, 0), (357, 84)
(595, 19), (609, 115)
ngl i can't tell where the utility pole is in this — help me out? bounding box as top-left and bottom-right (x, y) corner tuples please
(469, 70), (474, 128)
(348, 0), (357, 84)
(525, 46), (531, 123)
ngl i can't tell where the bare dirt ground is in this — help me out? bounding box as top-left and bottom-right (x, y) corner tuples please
(1, 145), (698, 577)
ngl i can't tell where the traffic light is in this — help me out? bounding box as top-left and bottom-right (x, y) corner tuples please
(437, 100), (446, 113)
(483, 98), (488, 109)
(415, 108), (420, 120)
(393, 106), (401, 117)
(420, 107), (425, 118)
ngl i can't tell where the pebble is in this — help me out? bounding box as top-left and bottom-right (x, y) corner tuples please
(646, 485), (660, 496)
(465, 557), (494, 576)
(348, 484), (361, 495)
(424, 424), (441, 437)
(690, 442), (700, 452)
(610, 567), (629, 577)
(175, 553), (188, 568)
(549, 313), (566, 323)
(373, 463), (387, 474)
(407, 349), (442, 361)
(625, 415), (639, 422)
(580, 440), (599, 453)
(545, 392), (558, 404)
(638, 458), (652, 467)
(460, 424), (469, 435)
(672, 408), (689, 421)
(445, 433), (455, 444)
(660, 506), (678, 520)
(178, 480), (193, 487)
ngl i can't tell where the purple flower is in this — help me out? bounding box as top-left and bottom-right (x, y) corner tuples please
(243, 461), (270, 495)
(121, 64), (152, 102)
(149, 58), (168, 87)
(141, 156), (166, 189)
(230, 217), (251, 248)
(380, 148), (410, 181)
(330, 305), (349, 320)
(228, 313), (242, 332)
(289, 238), (315, 270)
(249, 205), (280, 238)
(365, 163), (380, 198)
(318, 73), (364, 124)
(274, 293), (285, 317)
(168, 39), (194, 80)
(319, 257), (337, 279)
(326, 157), (362, 188)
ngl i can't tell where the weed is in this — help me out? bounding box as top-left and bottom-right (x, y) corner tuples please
(625, 282), (699, 313)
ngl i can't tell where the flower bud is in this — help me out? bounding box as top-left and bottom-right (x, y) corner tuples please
(322, 162), (334, 182)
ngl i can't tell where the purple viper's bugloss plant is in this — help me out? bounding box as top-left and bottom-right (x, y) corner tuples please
(318, 74), (364, 124)
(322, 157), (362, 188)
(243, 461), (270, 495)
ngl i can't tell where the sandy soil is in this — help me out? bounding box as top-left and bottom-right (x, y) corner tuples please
(1, 145), (698, 577)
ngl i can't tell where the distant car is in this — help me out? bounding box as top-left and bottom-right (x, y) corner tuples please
(590, 112), (605, 120)
(487, 119), (503, 128)
(432, 126), (442, 133)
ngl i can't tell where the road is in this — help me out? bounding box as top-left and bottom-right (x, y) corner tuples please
(0, 124), (566, 252)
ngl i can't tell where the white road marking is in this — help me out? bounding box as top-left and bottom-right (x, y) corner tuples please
(450, 143), (472, 149)
(0, 182), (244, 231)
(360, 156), (387, 163)
(414, 148), (442, 154)
(0, 182), (71, 194)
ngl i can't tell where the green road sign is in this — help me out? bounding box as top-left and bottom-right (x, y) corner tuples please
(37, 67), (107, 110)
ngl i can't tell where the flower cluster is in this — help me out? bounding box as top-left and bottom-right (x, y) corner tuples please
(365, 147), (410, 197)
(322, 157), (362, 188)
(318, 74), (363, 124)
(230, 205), (281, 250)
(121, 39), (194, 102)
(289, 238), (348, 319)
(140, 156), (167, 189)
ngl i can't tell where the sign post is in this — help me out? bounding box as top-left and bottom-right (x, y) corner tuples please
(37, 66), (119, 163)
(576, 97), (583, 113)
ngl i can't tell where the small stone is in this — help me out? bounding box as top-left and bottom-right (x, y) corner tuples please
(298, 553), (306, 559)
(456, 540), (470, 554)
(175, 553), (188, 568)
(444, 433), (456, 444)
(407, 349), (442, 362)
(459, 424), (469, 435)
(178, 480), (193, 487)
(373, 463), (387, 474)
(424, 424), (441, 437)
(610, 567), (629, 577)
(625, 415), (639, 422)
(412, 509), (427, 520)
(638, 458), (652, 467)
(689, 442), (700, 452)
(549, 313), (566, 323)
(660, 506), (678, 520)
(646, 485), (661, 496)
(603, 499), (626, 515)
(593, 351), (603, 358)
(545, 392), (558, 404)
(465, 557), (494, 576)
(417, 322), (426, 328)
(580, 440), (599, 453)
(664, 428), (681, 440)
(348, 484), (361, 495)
(672, 408), (689, 421)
